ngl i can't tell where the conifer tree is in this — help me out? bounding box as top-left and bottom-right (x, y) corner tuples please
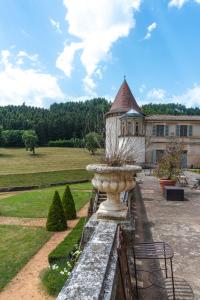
(62, 185), (77, 220)
(46, 191), (67, 231)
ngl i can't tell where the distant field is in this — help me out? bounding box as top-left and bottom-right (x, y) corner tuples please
(0, 147), (101, 175)
(0, 147), (100, 187)
(0, 169), (92, 188)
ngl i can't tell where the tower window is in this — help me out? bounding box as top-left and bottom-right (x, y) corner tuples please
(121, 121), (125, 136)
(135, 122), (139, 136)
(127, 122), (133, 135)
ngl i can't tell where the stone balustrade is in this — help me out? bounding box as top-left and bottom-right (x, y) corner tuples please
(57, 191), (135, 300)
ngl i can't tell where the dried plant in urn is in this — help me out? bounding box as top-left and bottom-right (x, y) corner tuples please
(86, 136), (141, 220)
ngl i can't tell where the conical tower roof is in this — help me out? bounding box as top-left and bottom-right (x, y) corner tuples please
(106, 79), (142, 116)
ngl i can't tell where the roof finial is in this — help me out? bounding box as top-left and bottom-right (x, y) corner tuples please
(124, 75), (126, 81)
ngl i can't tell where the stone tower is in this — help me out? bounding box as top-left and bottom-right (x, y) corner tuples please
(106, 79), (145, 164)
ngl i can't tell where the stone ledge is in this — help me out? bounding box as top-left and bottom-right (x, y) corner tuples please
(57, 189), (136, 300)
(57, 221), (118, 300)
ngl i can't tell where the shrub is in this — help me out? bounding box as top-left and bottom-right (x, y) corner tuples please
(41, 244), (82, 296)
(62, 185), (76, 220)
(40, 263), (68, 296)
(48, 217), (85, 264)
(48, 138), (85, 148)
(2, 130), (25, 147)
(46, 191), (67, 232)
(85, 132), (102, 155)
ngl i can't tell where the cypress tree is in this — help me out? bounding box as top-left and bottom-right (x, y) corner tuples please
(46, 191), (67, 231)
(62, 185), (77, 220)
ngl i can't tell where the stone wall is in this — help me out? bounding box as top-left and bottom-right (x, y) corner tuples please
(57, 192), (135, 300)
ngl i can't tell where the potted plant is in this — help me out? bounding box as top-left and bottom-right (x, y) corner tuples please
(86, 138), (141, 220)
(154, 138), (182, 192)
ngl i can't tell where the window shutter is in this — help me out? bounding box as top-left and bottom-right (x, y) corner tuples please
(176, 125), (180, 136)
(152, 149), (157, 163)
(165, 125), (169, 136)
(152, 125), (156, 136)
(188, 125), (193, 137)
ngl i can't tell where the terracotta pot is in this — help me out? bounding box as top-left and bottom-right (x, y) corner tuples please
(159, 179), (177, 193)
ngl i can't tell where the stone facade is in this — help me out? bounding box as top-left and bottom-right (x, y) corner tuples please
(106, 80), (200, 168)
(145, 117), (200, 167)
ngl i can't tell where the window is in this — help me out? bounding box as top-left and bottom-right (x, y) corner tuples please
(180, 125), (188, 137)
(127, 122), (133, 135)
(121, 121), (125, 136)
(156, 125), (165, 136)
(176, 125), (192, 137)
(153, 125), (169, 136)
(135, 122), (139, 136)
(156, 150), (165, 162)
(152, 149), (165, 163)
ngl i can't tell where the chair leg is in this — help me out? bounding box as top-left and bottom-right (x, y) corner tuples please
(164, 243), (168, 278)
(170, 258), (176, 300)
(133, 253), (139, 299)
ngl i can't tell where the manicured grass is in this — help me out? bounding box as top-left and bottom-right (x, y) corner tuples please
(0, 225), (52, 291)
(0, 185), (91, 218)
(0, 147), (100, 175)
(70, 182), (92, 190)
(0, 169), (92, 188)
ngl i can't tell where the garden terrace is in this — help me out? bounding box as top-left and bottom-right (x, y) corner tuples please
(57, 172), (200, 299)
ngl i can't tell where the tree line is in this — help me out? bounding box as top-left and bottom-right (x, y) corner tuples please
(0, 100), (200, 147)
(0, 98), (110, 146)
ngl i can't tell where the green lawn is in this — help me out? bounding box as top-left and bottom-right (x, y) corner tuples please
(0, 147), (100, 175)
(0, 184), (91, 218)
(0, 225), (52, 291)
(0, 169), (92, 188)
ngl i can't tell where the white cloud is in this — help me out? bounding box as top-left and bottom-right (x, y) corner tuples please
(16, 50), (38, 65)
(144, 22), (157, 40)
(139, 84), (146, 93)
(57, 0), (141, 94)
(172, 84), (200, 107)
(169, 0), (200, 8)
(144, 84), (200, 107)
(0, 50), (64, 107)
(147, 88), (166, 100)
(56, 42), (83, 77)
(50, 18), (62, 34)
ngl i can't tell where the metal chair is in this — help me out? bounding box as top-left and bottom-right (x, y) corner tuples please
(132, 242), (175, 299)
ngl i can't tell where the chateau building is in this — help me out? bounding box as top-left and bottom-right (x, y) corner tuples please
(106, 79), (200, 168)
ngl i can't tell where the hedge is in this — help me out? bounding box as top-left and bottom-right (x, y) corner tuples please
(48, 138), (85, 148)
(48, 217), (86, 264)
(46, 191), (67, 232)
(62, 185), (76, 220)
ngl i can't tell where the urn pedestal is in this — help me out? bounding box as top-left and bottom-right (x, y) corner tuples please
(86, 164), (141, 220)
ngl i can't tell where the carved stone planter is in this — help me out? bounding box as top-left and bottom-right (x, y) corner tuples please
(86, 164), (141, 220)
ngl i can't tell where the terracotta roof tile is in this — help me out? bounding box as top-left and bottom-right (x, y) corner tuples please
(106, 80), (142, 116)
(145, 115), (200, 121)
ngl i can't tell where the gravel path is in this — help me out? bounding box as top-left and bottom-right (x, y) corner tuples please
(0, 216), (46, 227)
(0, 202), (89, 300)
(0, 191), (19, 200)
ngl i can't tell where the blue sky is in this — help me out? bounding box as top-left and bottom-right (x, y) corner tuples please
(0, 0), (200, 107)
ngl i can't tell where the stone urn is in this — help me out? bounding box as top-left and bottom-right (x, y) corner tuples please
(86, 164), (141, 220)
